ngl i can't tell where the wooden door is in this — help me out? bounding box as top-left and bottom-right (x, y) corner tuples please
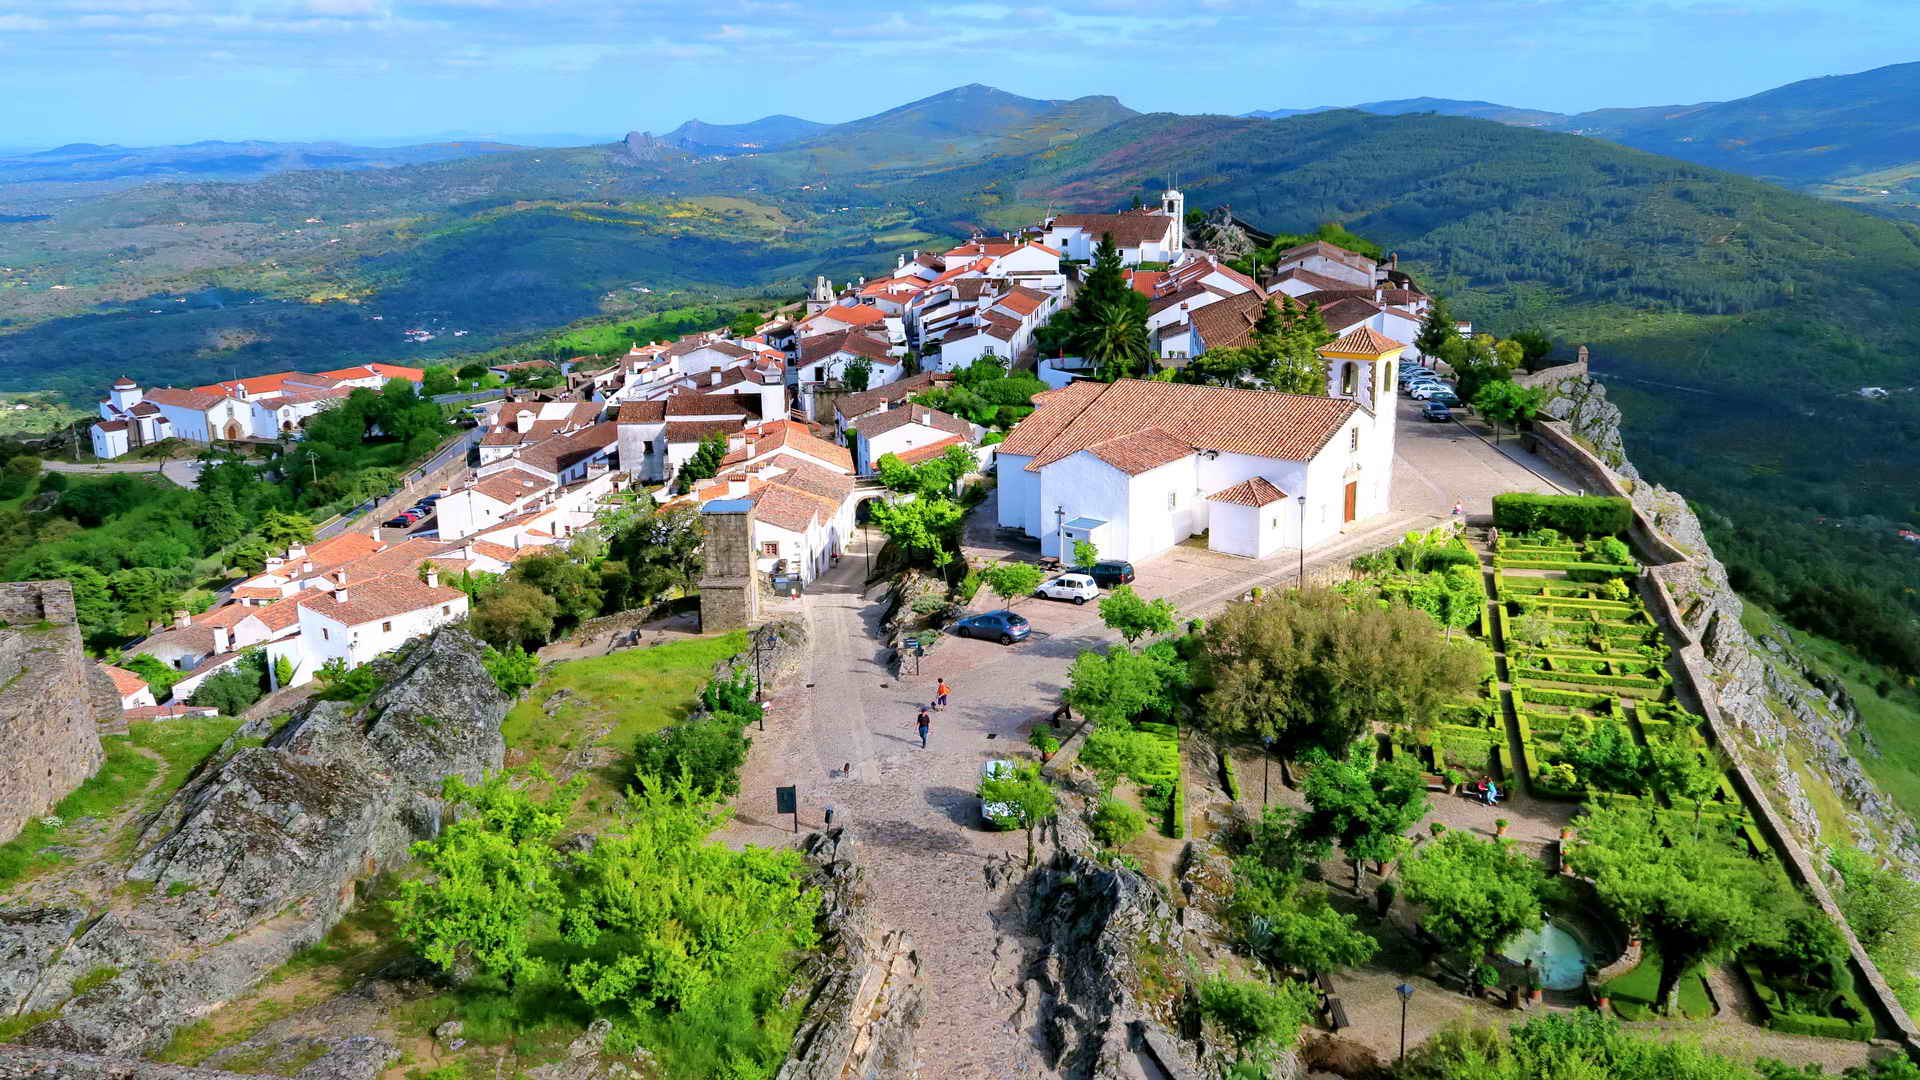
(1343, 481), (1357, 524)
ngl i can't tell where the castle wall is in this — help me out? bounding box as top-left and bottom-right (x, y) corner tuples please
(0, 581), (115, 844)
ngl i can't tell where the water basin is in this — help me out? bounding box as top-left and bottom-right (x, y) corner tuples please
(1500, 921), (1591, 990)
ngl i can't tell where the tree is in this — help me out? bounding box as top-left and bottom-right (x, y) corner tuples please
(1241, 889), (1378, 977)
(981, 562), (1044, 608)
(561, 776), (819, 1014)
(980, 762), (1058, 867)
(633, 714), (752, 798)
(188, 654), (268, 715)
(1509, 329), (1554, 368)
(1830, 846), (1920, 1004)
(1072, 538), (1100, 568)
(675, 431), (729, 493)
(1090, 795), (1145, 847)
(1197, 588), (1482, 760)
(1084, 300), (1150, 382)
(273, 654), (295, 690)
(482, 644), (540, 697)
(1564, 805), (1789, 1015)
(1299, 746), (1429, 889)
(1078, 721), (1178, 792)
(1097, 585), (1178, 644)
(868, 495), (964, 569)
(192, 491), (245, 549)
(1066, 642), (1189, 728)
(256, 509), (314, 550)
(843, 355), (873, 392)
(1192, 976), (1318, 1069)
(1474, 379), (1543, 444)
(1414, 295), (1458, 360)
(510, 549), (603, 628)
(603, 501), (702, 609)
(1176, 295), (1332, 394)
(470, 580), (561, 649)
(109, 566), (175, 631)
(392, 770), (584, 989)
(1399, 831), (1547, 969)
(421, 365), (460, 396)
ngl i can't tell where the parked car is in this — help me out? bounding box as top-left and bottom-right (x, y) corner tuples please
(979, 759), (1017, 828)
(1408, 383), (1454, 400)
(1422, 402), (1454, 423)
(1035, 572), (1100, 604)
(383, 513), (415, 528)
(418, 493), (444, 505)
(1077, 560), (1136, 588)
(1426, 390), (1462, 408)
(953, 610), (1031, 645)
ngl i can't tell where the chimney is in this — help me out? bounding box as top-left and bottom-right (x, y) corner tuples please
(286, 543), (305, 562)
(173, 609), (191, 629)
(513, 533), (523, 550)
(212, 625), (230, 654)
(301, 559), (313, 574)
(728, 478), (748, 497)
(1374, 285), (1383, 303)
(460, 544), (472, 560)
(425, 567), (439, 589)
(334, 569), (348, 587)
(516, 409), (534, 433)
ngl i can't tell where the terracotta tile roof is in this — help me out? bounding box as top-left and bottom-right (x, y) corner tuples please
(1146, 281), (1221, 317)
(516, 422), (618, 474)
(893, 435), (967, 465)
(304, 532), (386, 568)
(489, 359), (557, 372)
(1321, 326), (1407, 356)
(192, 371), (333, 396)
(1207, 476), (1288, 507)
(1315, 297), (1385, 333)
(803, 303), (886, 330)
(302, 577), (464, 629)
(743, 419), (854, 472)
(1127, 270), (1167, 297)
(322, 363), (423, 382)
(1265, 267), (1352, 292)
(1049, 212), (1175, 249)
(617, 400), (667, 423)
(798, 330), (894, 366)
(749, 483), (840, 533)
(230, 586), (283, 601)
(1189, 292), (1267, 353)
(96, 420), (127, 432)
(664, 392), (757, 419)
(471, 468), (551, 504)
(751, 454), (856, 503)
(834, 372), (950, 420)
(1007, 379), (1357, 471)
(1083, 428), (1193, 475)
(850, 404), (972, 440)
(1273, 240), (1376, 274)
(254, 589), (323, 631)
(194, 603), (256, 629)
(143, 387), (227, 411)
(101, 663), (148, 697)
(665, 419), (744, 445)
(129, 402), (162, 417)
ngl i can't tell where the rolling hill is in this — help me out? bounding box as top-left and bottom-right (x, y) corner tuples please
(661, 115), (830, 155)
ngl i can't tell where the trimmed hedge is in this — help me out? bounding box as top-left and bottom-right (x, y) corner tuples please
(1167, 755), (1186, 839)
(1492, 493), (1634, 537)
(1219, 748), (1239, 802)
(1741, 961), (1876, 1041)
(1515, 685), (1613, 710)
(1513, 666), (1665, 691)
(1495, 557), (1638, 578)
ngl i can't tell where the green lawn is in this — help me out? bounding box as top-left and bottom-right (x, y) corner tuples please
(0, 713), (242, 892)
(1604, 949), (1716, 1021)
(502, 631), (748, 762)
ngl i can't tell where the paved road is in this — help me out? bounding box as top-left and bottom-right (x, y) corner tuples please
(42, 458), (203, 489)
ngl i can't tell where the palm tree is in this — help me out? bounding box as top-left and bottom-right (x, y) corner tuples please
(1082, 301), (1149, 382)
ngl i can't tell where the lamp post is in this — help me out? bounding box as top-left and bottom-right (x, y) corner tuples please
(1054, 504), (1066, 561)
(1297, 494), (1307, 589)
(1261, 735), (1274, 808)
(1395, 982), (1415, 1061)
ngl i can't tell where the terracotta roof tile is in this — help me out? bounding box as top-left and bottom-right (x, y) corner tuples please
(302, 576), (464, 628)
(850, 404), (972, 441)
(1049, 212), (1175, 249)
(1188, 292), (1267, 353)
(1007, 379), (1357, 471)
(617, 400), (666, 423)
(1207, 476), (1288, 507)
(1083, 428), (1193, 475)
(665, 419), (744, 444)
(1321, 326), (1408, 356)
(100, 664), (148, 697)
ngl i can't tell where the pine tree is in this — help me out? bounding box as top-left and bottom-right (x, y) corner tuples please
(1415, 295), (1457, 359)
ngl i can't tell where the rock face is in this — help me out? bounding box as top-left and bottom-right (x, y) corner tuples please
(777, 829), (923, 1080)
(1534, 372), (1634, 478)
(0, 580), (119, 844)
(0, 628), (508, 1058)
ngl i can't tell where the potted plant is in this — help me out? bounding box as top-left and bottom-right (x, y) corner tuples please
(1559, 825), (1575, 841)
(1430, 821), (1448, 837)
(1526, 964), (1543, 1003)
(1375, 881), (1396, 917)
(1475, 963), (1499, 1001)
(1495, 818), (1511, 837)
(1443, 768), (1465, 793)
(1029, 727), (1060, 763)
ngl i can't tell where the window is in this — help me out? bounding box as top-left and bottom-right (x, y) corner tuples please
(382, 621), (392, 633)
(1168, 490), (1178, 509)
(441, 606), (451, 616)
(321, 628), (329, 640)
(1341, 362), (1358, 397)
(1350, 428), (1361, 453)
(762, 542), (780, 557)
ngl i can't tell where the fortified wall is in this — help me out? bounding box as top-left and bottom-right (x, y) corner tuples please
(0, 581), (120, 845)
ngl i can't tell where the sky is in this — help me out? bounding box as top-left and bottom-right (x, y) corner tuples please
(1, 0), (1916, 148)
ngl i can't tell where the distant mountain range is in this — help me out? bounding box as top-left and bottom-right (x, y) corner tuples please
(1246, 60), (1920, 211)
(660, 115), (830, 155)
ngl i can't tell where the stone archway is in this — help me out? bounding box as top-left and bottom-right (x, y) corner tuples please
(224, 420), (242, 440)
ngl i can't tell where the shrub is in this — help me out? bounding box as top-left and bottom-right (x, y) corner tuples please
(1091, 795), (1145, 848)
(1491, 493), (1633, 537)
(633, 713), (751, 798)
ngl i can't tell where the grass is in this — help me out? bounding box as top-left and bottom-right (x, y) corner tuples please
(1603, 949), (1716, 1021)
(1759, 618), (1920, 822)
(0, 739), (158, 891)
(502, 631), (747, 761)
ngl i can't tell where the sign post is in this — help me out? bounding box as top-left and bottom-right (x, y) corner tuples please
(775, 785), (798, 834)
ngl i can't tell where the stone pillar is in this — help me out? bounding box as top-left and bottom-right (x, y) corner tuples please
(698, 499), (759, 633)
(0, 581), (113, 844)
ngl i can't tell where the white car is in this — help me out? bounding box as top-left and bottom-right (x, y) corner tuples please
(979, 759), (1018, 828)
(1407, 383), (1454, 400)
(1034, 572), (1100, 605)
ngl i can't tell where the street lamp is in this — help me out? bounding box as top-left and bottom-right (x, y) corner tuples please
(1261, 735), (1275, 807)
(1395, 982), (1415, 1061)
(1297, 494), (1307, 589)
(1054, 504), (1066, 561)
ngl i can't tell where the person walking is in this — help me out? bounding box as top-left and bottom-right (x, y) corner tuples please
(935, 678), (950, 711)
(916, 705), (931, 749)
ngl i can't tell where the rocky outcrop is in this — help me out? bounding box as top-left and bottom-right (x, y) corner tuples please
(1533, 370), (1634, 478)
(777, 829), (923, 1080)
(716, 618), (810, 696)
(0, 628), (508, 1058)
(618, 131), (680, 165)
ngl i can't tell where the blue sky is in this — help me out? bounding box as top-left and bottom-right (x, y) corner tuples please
(1, 0), (1915, 148)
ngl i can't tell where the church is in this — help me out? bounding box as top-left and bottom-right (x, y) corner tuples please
(994, 327), (1406, 562)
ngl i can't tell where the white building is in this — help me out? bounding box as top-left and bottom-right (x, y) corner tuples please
(277, 567), (468, 679)
(847, 404), (977, 475)
(1040, 190), (1185, 265)
(995, 327), (1406, 563)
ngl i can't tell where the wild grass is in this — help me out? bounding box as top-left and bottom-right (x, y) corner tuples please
(501, 631), (747, 760)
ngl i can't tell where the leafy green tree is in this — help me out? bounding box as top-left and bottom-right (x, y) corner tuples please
(470, 580), (561, 649)
(981, 562), (1044, 609)
(1299, 746), (1429, 889)
(1198, 587), (1481, 760)
(868, 495), (964, 569)
(633, 714), (752, 798)
(1084, 301), (1150, 382)
(1072, 538), (1100, 568)
(226, 536), (274, 577)
(1474, 379), (1543, 443)
(1192, 976), (1318, 1069)
(191, 490), (245, 550)
(510, 549), (603, 628)
(980, 762), (1058, 866)
(273, 654), (295, 690)
(1066, 642), (1190, 728)
(59, 562), (119, 640)
(1090, 794), (1145, 848)
(1509, 329), (1554, 367)
(109, 566), (175, 632)
(561, 775), (819, 1014)
(1399, 831), (1547, 968)
(1829, 846), (1920, 1002)
(1176, 295), (1332, 394)
(1414, 295), (1458, 360)
(256, 509), (314, 550)
(120, 651), (182, 702)
(482, 644), (540, 697)
(1240, 887), (1378, 977)
(1564, 805), (1790, 1015)
(1078, 722), (1178, 792)
(843, 355), (873, 393)
(1097, 585), (1178, 643)
(392, 769), (584, 989)
(420, 365), (459, 396)
(675, 431), (729, 493)
(602, 501), (702, 609)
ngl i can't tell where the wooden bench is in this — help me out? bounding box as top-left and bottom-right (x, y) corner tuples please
(1325, 996), (1350, 1033)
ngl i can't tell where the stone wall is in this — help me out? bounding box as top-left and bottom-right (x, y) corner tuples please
(698, 501), (758, 633)
(0, 581), (118, 845)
